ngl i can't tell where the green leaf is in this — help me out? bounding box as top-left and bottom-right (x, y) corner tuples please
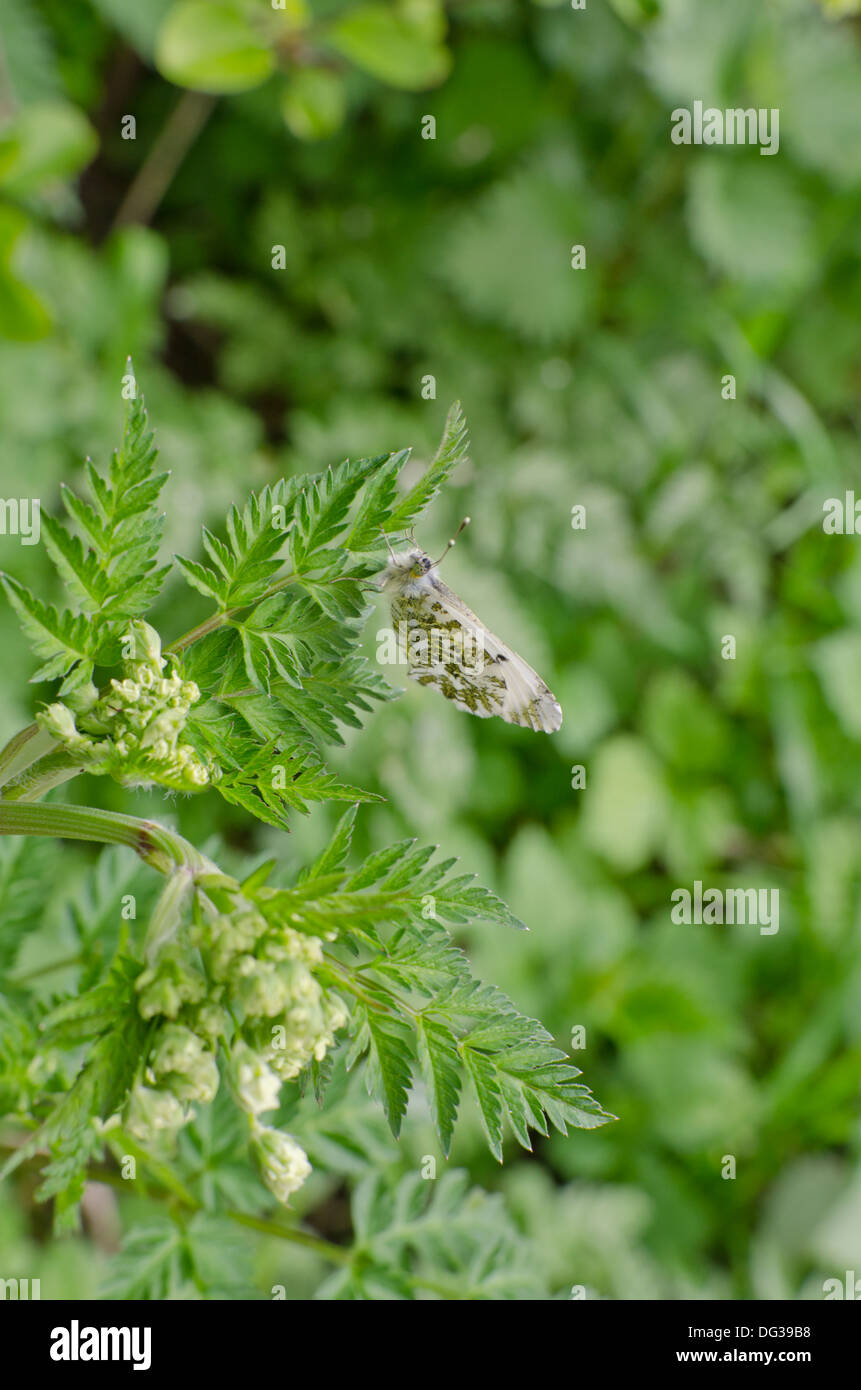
(0, 573), (96, 681)
(156, 0), (275, 94)
(0, 205), (51, 340)
(347, 1003), (415, 1137)
(0, 837), (57, 975)
(234, 590), (352, 695)
(326, 4), (451, 91)
(39, 957), (141, 1047)
(343, 453), (408, 551)
(299, 803), (358, 883)
(432, 872), (528, 931)
(1, 964), (149, 1214)
(35, 380), (171, 628)
(0, 101), (98, 194)
(384, 403), (469, 536)
(321, 1171), (546, 1300)
(100, 1212), (255, 1300)
(174, 553), (226, 604)
(462, 1045), (505, 1161)
(39, 512), (110, 612)
(225, 657), (395, 750)
(415, 1014), (461, 1156)
(180, 480), (298, 611)
(290, 454), (391, 571)
(281, 68), (346, 141)
(216, 749), (380, 827)
(99, 1219), (186, 1300)
(0, 263), (52, 340)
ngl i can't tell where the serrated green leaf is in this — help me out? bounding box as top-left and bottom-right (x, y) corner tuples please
(349, 1005), (415, 1138)
(0, 573), (96, 680)
(384, 402), (469, 535)
(415, 1015), (461, 1156)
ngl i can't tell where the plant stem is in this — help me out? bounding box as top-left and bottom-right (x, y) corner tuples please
(226, 1209), (351, 1265)
(0, 723), (58, 790)
(2, 751), (84, 802)
(93, 1138), (351, 1266)
(144, 869), (194, 960)
(0, 801), (210, 875)
(8, 952), (84, 984)
(111, 91), (216, 230)
(167, 573), (300, 654)
(168, 564), (370, 655)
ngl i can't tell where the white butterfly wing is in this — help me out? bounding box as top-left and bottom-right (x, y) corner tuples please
(391, 579), (562, 733)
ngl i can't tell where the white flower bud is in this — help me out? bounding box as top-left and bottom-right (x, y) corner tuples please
(230, 1042), (281, 1115)
(123, 1084), (187, 1142)
(250, 1123), (311, 1205)
(39, 703), (79, 743)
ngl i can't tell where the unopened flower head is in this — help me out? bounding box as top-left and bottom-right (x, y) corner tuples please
(150, 1023), (219, 1103)
(123, 1083), (188, 1143)
(37, 621), (217, 792)
(230, 1041), (282, 1115)
(135, 947), (207, 1020)
(250, 1121), (311, 1205)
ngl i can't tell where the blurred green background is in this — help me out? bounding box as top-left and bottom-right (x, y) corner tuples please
(3, 0), (861, 1298)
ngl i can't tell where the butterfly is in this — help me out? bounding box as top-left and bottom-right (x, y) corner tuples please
(379, 519), (562, 733)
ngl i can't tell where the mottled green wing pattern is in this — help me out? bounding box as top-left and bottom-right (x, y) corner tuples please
(391, 580), (562, 732)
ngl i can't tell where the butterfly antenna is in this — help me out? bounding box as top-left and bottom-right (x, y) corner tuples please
(379, 525), (397, 561)
(432, 516), (471, 567)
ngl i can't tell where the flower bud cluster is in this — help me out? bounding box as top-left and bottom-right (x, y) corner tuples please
(122, 885), (347, 1205)
(38, 621), (216, 791)
(123, 1021), (220, 1145)
(204, 906), (347, 1084)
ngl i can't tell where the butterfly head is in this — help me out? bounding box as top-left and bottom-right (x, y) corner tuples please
(379, 518), (470, 593)
(380, 547), (437, 594)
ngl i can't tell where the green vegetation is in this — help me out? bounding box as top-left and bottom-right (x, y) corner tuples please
(1, 0), (861, 1299)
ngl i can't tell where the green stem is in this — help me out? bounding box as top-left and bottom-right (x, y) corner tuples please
(2, 751), (84, 801)
(144, 870), (194, 960)
(0, 723), (58, 790)
(225, 1209), (351, 1265)
(111, 91), (216, 231)
(167, 573), (301, 653)
(0, 801), (208, 875)
(324, 957), (420, 1019)
(169, 564), (370, 655)
(8, 952), (84, 984)
(96, 1136), (350, 1266)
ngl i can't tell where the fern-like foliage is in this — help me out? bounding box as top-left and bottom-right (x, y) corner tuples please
(1, 362), (168, 694)
(0, 377), (610, 1298)
(171, 402), (471, 822)
(2, 373), (471, 826)
(4, 957), (149, 1226)
(250, 805), (613, 1158)
(317, 1170), (547, 1300)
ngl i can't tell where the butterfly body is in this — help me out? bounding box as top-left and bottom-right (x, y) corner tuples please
(381, 546), (562, 733)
